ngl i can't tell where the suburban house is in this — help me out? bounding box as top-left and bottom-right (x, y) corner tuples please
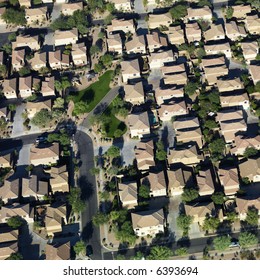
(29, 52), (47, 71)
(125, 35), (146, 55)
(70, 43), (87, 66)
(204, 42), (232, 58)
(155, 87), (184, 105)
(173, 116), (200, 131)
(110, 0), (132, 11)
(186, 6), (212, 22)
(146, 32), (168, 53)
(49, 165), (69, 194)
(13, 35), (40, 51)
(204, 65), (229, 85)
(54, 28), (78, 47)
(0, 203), (34, 224)
(131, 208), (165, 237)
(148, 13), (172, 29)
(201, 56), (226, 68)
(161, 63), (186, 76)
(107, 33), (123, 54)
(30, 143), (60, 166)
(158, 99), (187, 121)
(118, 182), (138, 209)
(239, 158), (260, 183)
(248, 65), (260, 85)
(25, 100), (52, 119)
(218, 167), (239, 196)
(185, 22), (201, 43)
(124, 82), (145, 105)
(12, 49), (25, 71)
(165, 26), (185, 45)
(127, 111), (150, 138)
(184, 202), (215, 225)
(134, 140), (155, 171)
(168, 144), (203, 166)
(0, 242), (18, 260)
(149, 50), (175, 69)
(141, 171), (167, 197)
(220, 92), (249, 110)
(41, 76), (55, 97)
(45, 242), (70, 260)
(224, 21), (247, 41)
(2, 78), (17, 99)
(175, 127), (203, 149)
(25, 6), (47, 25)
(0, 228), (18, 244)
(232, 4), (251, 19)
(49, 49), (70, 70)
(167, 167), (194, 196)
(0, 177), (19, 204)
(245, 14), (260, 35)
(204, 23), (226, 42)
(163, 72), (188, 86)
(19, 76), (33, 98)
(0, 153), (12, 168)
(196, 169), (215, 196)
(241, 41), (259, 62)
(217, 77), (244, 92)
(61, 2), (83, 15)
(236, 197), (260, 220)
(231, 135), (260, 156)
(121, 59), (141, 83)
(108, 19), (135, 34)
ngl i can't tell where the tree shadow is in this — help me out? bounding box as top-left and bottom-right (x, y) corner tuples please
(81, 221), (94, 243)
(77, 175), (94, 201)
(177, 236), (191, 248)
(93, 102), (108, 115)
(82, 88), (95, 103)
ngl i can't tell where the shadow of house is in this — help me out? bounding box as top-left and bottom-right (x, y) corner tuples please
(81, 221), (93, 243)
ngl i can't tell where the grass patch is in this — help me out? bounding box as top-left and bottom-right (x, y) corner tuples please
(68, 70), (113, 113)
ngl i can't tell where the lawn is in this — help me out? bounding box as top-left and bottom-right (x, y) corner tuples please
(68, 70), (113, 113)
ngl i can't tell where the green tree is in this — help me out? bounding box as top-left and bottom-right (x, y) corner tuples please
(67, 188), (86, 214)
(53, 97), (65, 109)
(104, 14), (114, 25)
(90, 45), (101, 56)
(211, 192), (225, 205)
(156, 140), (167, 161)
(73, 101), (89, 115)
(115, 221), (137, 245)
(147, 246), (172, 260)
(209, 138), (226, 156)
(226, 211), (237, 223)
(184, 81), (198, 96)
(244, 147), (258, 158)
(169, 4), (187, 20)
(139, 184), (150, 199)
(6, 253), (23, 260)
(94, 63), (103, 73)
(9, 0), (19, 6)
(90, 167), (100, 175)
(204, 119), (218, 129)
(73, 240), (86, 255)
(175, 247), (188, 256)
(130, 251), (144, 260)
(31, 109), (52, 127)
(18, 66), (31, 76)
(98, 31), (105, 39)
(213, 235), (231, 251)
(2, 8), (26, 26)
(92, 211), (110, 226)
(106, 2), (115, 12)
(106, 145), (120, 159)
(8, 33), (16, 42)
(177, 214), (193, 236)
(0, 64), (6, 78)
(245, 207), (259, 226)
(203, 217), (220, 232)
(239, 232), (258, 248)
(38, 66), (50, 75)
(197, 0), (212, 7)
(100, 54), (113, 67)
(114, 129), (124, 138)
(1, 43), (12, 55)
(181, 188), (199, 202)
(7, 216), (24, 229)
(8, 103), (16, 112)
(226, 6), (234, 19)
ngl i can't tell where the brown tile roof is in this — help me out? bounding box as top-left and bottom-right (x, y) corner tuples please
(197, 169), (215, 195)
(0, 228), (18, 243)
(121, 59), (140, 74)
(118, 182), (138, 203)
(142, 171), (166, 192)
(239, 158), (260, 180)
(128, 111), (150, 131)
(184, 202), (215, 217)
(236, 197), (260, 215)
(131, 208), (164, 229)
(173, 116), (200, 130)
(30, 143), (59, 163)
(45, 242), (70, 260)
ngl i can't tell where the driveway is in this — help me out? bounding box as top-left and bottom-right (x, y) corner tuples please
(50, 3), (62, 22)
(158, 121), (175, 149)
(148, 68), (163, 90)
(168, 196), (183, 242)
(11, 103), (25, 138)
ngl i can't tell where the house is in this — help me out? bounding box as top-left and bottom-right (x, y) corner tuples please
(167, 167), (194, 196)
(45, 203), (67, 236)
(202, 60), (229, 85)
(239, 158), (260, 183)
(184, 202), (215, 225)
(241, 42), (259, 62)
(204, 42), (232, 58)
(245, 14), (260, 35)
(168, 144), (203, 166)
(185, 22), (201, 43)
(61, 2), (83, 16)
(108, 19), (135, 34)
(41, 76), (55, 97)
(45, 242), (70, 260)
(29, 52), (47, 71)
(217, 77), (244, 92)
(134, 140), (155, 171)
(118, 182), (138, 209)
(232, 5), (251, 19)
(71, 43), (87, 66)
(196, 169), (215, 196)
(0, 177), (19, 204)
(0, 228), (18, 244)
(248, 65), (260, 85)
(2, 78), (17, 99)
(218, 167), (239, 196)
(186, 6), (212, 22)
(148, 13), (172, 29)
(141, 171), (167, 197)
(25, 100), (52, 119)
(49, 165), (69, 193)
(125, 35), (146, 55)
(173, 116), (200, 131)
(49, 50), (70, 70)
(236, 197), (260, 220)
(166, 26), (185, 45)
(175, 127), (203, 148)
(131, 209), (165, 237)
(155, 87), (184, 105)
(0, 242), (18, 260)
(12, 49), (25, 71)
(21, 175), (49, 200)
(163, 72), (188, 86)
(121, 59), (141, 83)
(0, 153), (12, 168)
(54, 28), (78, 47)
(204, 23), (225, 42)
(128, 111), (150, 138)
(224, 21), (247, 41)
(13, 35), (40, 51)
(0, 203), (34, 224)
(19, 76), (33, 98)
(18, 0), (31, 7)
(110, 0), (132, 11)
(220, 92), (249, 110)
(146, 32), (168, 53)
(158, 99), (187, 122)
(107, 33), (123, 54)
(30, 143), (59, 166)
(161, 63), (186, 76)
(231, 135), (260, 156)
(201, 56), (226, 69)
(124, 82), (144, 105)
(25, 7), (47, 25)
(149, 50), (175, 69)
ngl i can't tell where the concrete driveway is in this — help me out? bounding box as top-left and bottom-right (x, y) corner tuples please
(148, 68), (163, 90)
(11, 103), (25, 138)
(168, 196), (183, 241)
(158, 121), (175, 149)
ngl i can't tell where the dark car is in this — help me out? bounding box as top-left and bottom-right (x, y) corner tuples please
(86, 245), (93, 256)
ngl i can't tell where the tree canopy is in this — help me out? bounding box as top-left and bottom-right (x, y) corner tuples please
(169, 4), (187, 20)
(181, 188), (199, 202)
(115, 221), (137, 245)
(245, 207), (259, 226)
(213, 235), (231, 251)
(177, 214), (193, 236)
(6, 252), (23, 260)
(2, 8), (26, 26)
(31, 109), (52, 128)
(202, 217), (220, 232)
(105, 145), (120, 159)
(139, 184), (150, 199)
(73, 240), (86, 256)
(67, 188), (86, 214)
(92, 211), (110, 226)
(243, 147), (258, 158)
(239, 232), (258, 248)
(156, 140), (167, 161)
(147, 246), (172, 260)
(211, 192), (225, 205)
(7, 216), (24, 229)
